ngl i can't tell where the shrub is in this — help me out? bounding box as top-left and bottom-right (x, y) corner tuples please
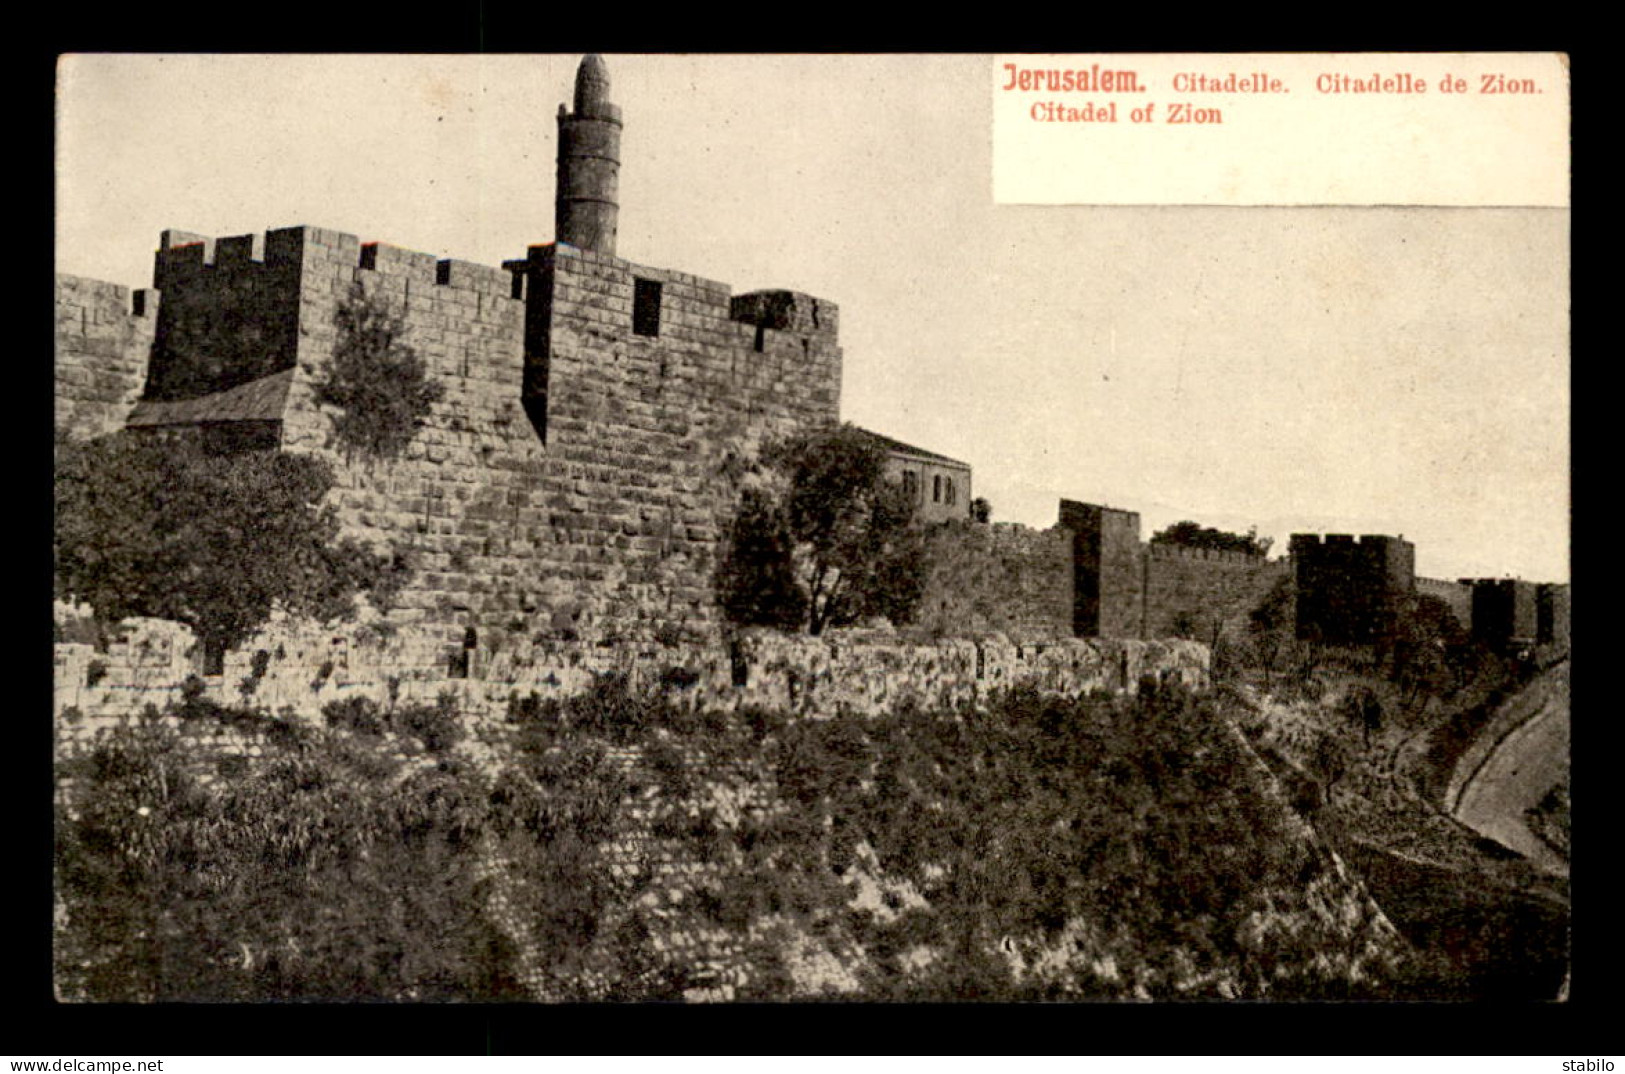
(1151, 520), (1272, 557)
(313, 283), (444, 459)
(56, 703), (540, 1002)
(322, 695), (387, 737)
(393, 692), (464, 754)
(55, 433), (400, 657)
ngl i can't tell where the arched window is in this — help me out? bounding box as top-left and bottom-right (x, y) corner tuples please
(902, 470), (919, 501)
(933, 475), (942, 503)
(945, 478), (956, 505)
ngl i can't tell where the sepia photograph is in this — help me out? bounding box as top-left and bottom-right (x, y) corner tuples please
(52, 53), (1569, 1005)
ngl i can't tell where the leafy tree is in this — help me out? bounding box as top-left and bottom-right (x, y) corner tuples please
(54, 432), (400, 659)
(1151, 520), (1273, 557)
(1247, 575), (1297, 687)
(313, 282), (444, 458)
(715, 487), (808, 631)
(1388, 593), (1474, 710)
(717, 424), (928, 635)
(969, 497), (992, 524)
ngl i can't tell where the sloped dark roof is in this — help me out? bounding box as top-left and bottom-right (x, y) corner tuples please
(126, 368), (295, 428)
(851, 425), (969, 468)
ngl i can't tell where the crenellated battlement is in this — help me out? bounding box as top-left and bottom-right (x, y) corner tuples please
(157, 226), (521, 292)
(1291, 532), (1408, 551)
(55, 273), (163, 439)
(1146, 542), (1268, 565)
(1291, 531), (1415, 644)
(730, 290), (840, 338)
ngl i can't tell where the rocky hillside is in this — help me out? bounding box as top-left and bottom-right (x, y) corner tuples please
(56, 677), (1422, 1002)
(1225, 664), (1570, 1001)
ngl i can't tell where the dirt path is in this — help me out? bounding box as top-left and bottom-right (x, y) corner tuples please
(1449, 676), (1569, 877)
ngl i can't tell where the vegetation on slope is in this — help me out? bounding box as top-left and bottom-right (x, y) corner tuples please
(57, 681), (1420, 1002)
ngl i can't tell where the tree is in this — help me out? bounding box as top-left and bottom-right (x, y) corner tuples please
(1151, 520), (1272, 557)
(1388, 593), (1473, 710)
(55, 432), (401, 659)
(716, 424), (929, 635)
(1247, 575), (1297, 687)
(714, 487), (807, 632)
(969, 497), (992, 524)
(313, 283), (444, 459)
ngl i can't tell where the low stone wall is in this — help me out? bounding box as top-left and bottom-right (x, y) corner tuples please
(53, 613), (1210, 752)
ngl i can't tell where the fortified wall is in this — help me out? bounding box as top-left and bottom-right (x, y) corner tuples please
(54, 276), (159, 440)
(62, 57), (841, 651)
(1059, 500), (1288, 642)
(914, 522), (1073, 640)
(1415, 576), (1569, 654)
(1290, 533), (1414, 644)
(53, 55), (1566, 706)
(1416, 576), (1474, 629)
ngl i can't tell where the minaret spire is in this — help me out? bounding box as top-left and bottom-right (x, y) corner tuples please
(555, 54), (622, 254)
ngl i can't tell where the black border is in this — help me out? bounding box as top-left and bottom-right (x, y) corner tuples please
(32, 14), (1595, 1057)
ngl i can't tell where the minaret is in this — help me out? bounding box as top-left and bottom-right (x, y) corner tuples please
(555, 54), (622, 255)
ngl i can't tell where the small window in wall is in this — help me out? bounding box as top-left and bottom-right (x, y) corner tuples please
(933, 475), (942, 503)
(945, 478), (956, 506)
(633, 278), (663, 337)
(202, 639), (226, 677)
(902, 470), (919, 501)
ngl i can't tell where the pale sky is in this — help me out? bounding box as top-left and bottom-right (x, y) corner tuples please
(55, 54), (1570, 583)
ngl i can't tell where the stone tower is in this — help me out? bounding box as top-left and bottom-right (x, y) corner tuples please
(555, 54), (622, 255)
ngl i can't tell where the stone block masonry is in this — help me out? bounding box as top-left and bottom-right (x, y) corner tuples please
(54, 275), (158, 439)
(1461, 578), (1540, 650)
(1417, 576), (1474, 630)
(145, 228), (304, 400)
(1291, 533), (1415, 644)
(1536, 583), (1569, 654)
(915, 521), (1073, 640)
(1061, 500), (1145, 639)
(1060, 500), (1285, 642)
(1141, 543), (1289, 643)
(87, 222), (845, 648)
(52, 614), (1209, 746)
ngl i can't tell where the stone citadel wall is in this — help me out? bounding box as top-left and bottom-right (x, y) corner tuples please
(54, 275), (159, 441)
(1141, 543), (1289, 642)
(1059, 500), (1289, 643)
(115, 226), (842, 649)
(913, 522), (1074, 640)
(1417, 576), (1475, 629)
(52, 49), (1564, 680)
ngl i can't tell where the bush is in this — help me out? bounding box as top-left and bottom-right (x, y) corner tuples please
(313, 283), (444, 459)
(322, 695), (388, 737)
(396, 693), (465, 754)
(55, 432), (400, 656)
(320, 693), (463, 753)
